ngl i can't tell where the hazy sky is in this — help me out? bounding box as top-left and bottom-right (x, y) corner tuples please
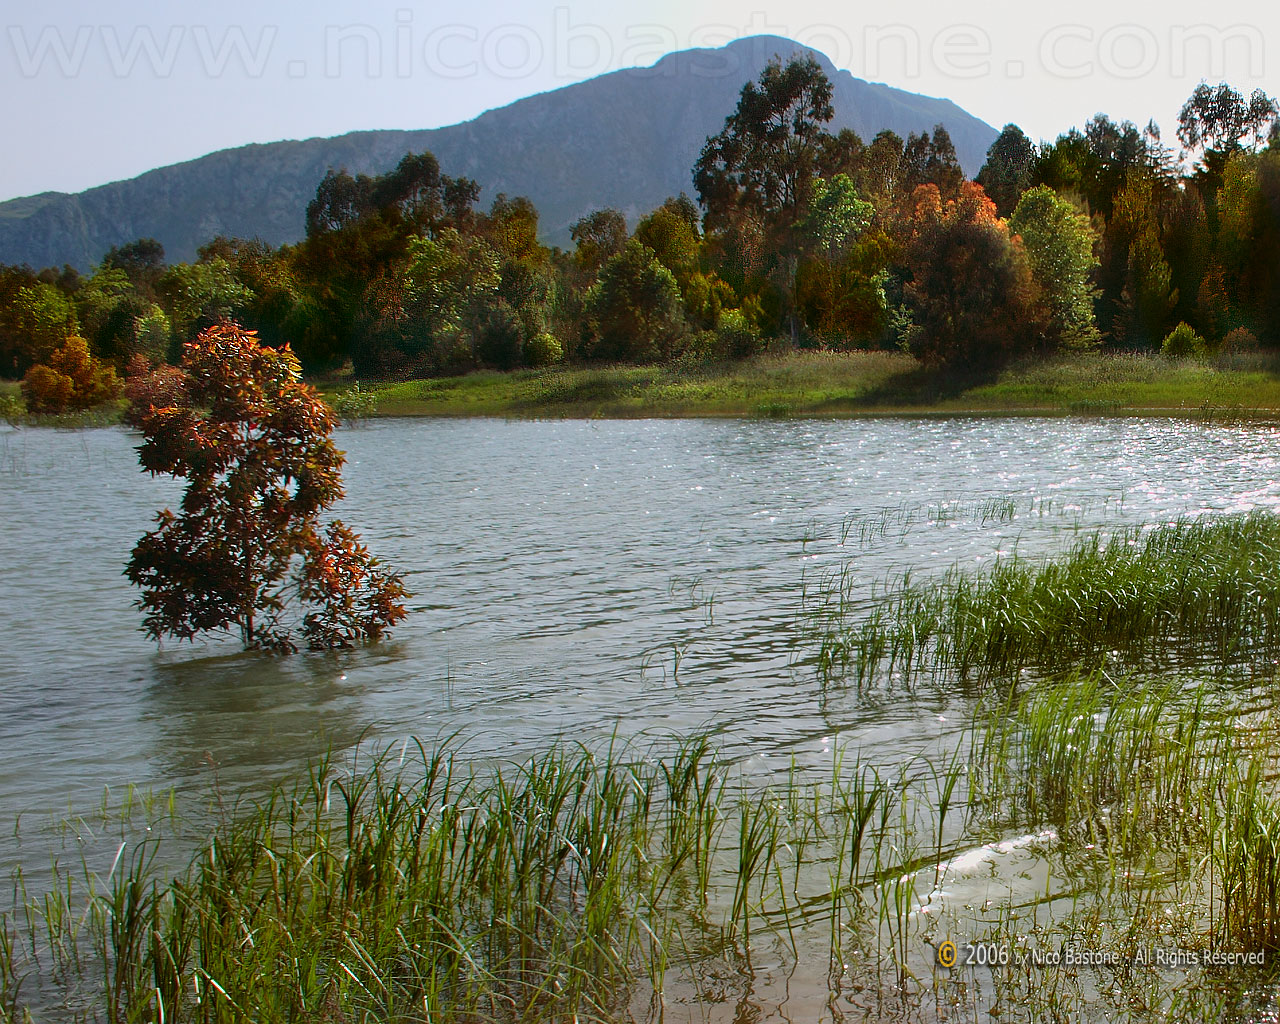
(4, 0), (1278, 201)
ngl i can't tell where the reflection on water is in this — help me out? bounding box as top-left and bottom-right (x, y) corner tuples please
(2, 415), (1280, 875)
(141, 649), (377, 788)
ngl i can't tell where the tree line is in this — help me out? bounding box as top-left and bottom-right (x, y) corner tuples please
(4, 58), (1279, 412)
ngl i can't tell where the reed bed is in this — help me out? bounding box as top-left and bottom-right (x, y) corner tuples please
(972, 667), (1280, 960)
(808, 512), (1280, 687)
(972, 672), (1228, 837)
(1208, 754), (1280, 954)
(1, 736), (918, 1024)
(6, 698), (1280, 1022)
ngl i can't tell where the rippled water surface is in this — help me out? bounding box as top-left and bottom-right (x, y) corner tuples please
(2, 416), (1279, 865)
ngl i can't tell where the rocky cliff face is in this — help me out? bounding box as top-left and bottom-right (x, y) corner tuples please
(0, 36), (997, 270)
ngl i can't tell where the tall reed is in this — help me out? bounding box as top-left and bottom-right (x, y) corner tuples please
(809, 512), (1280, 687)
(2, 736), (907, 1023)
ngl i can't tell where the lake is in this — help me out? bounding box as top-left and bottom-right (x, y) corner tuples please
(3, 415), (1280, 1019)
(2, 416), (1279, 842)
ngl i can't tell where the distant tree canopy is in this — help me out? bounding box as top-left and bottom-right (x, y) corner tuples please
(585, 240), (686, 363)
(305, 152), (481, 240)
(1009, 185), (1100, 349)
(694, 55), (835, 241)
(1177, 83), (1278, 159)
(977, 124), (1037, 217)
(899, 125), (964, 198)
(5, 76), (1280, 401)
(571, 209), (628, 279)
(104, 238), (166, 299)
(2, 282), (78, 375)
(902, 183), (1048, 369)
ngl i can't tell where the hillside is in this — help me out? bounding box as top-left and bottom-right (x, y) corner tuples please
(0, 35), (998, 270)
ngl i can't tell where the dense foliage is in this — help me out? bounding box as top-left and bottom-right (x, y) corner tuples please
(901, 183), (1047, 369)
(20, 335), (120, 412)
(2, 61), (1278, 403)
(124, 323), (408, 652)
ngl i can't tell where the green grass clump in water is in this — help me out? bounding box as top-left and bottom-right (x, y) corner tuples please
(972, 672), (1222, 837)
(811, 511), (1280, 686)
(1213, 757), (1280, 953)
(973, 668), (1280, 959)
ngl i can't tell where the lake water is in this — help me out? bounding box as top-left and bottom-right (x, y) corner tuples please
(3, 416), (1280, 846)
(5, 415), (1280, 1018)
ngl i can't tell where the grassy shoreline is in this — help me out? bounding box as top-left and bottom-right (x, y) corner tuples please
(337, 350), (1280, 421)
(8, 514), (1280, 1020)
(8, 350), (1280, 425)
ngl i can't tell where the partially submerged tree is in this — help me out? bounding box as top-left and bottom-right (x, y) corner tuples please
(125, 322), (408, 652)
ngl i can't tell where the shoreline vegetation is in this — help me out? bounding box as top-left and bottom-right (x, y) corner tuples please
(338, 349), (1280, 420)
(9, 349), (1280, 425)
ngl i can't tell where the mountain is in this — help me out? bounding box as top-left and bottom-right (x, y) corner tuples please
(0, 36), (998, 270)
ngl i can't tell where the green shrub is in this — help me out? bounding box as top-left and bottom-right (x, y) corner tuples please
(523, 331), (563, 367)
(134, 305), (172, 362)
(474, 300), (524, 370)
(329, 381), (379, 423)
(584, 239), (687, 362)
(436, 332), (476, 373)
(674, 330), (720, 366)
(0, 390), (26, 424)
(715, 309), (763, 359)
(1161, 322), (1210, 358)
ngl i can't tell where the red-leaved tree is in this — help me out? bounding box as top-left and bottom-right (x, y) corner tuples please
(901, 182), (1049, 370)
(125, 322), (408, 652)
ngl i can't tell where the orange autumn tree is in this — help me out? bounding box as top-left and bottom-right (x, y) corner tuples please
(901, 181), (1049, 370)
(22, 335), (121, 413)
(125, 322), (407, 652)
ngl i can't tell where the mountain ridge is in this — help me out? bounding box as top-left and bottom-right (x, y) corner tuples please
(0, 35), (999, 270)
